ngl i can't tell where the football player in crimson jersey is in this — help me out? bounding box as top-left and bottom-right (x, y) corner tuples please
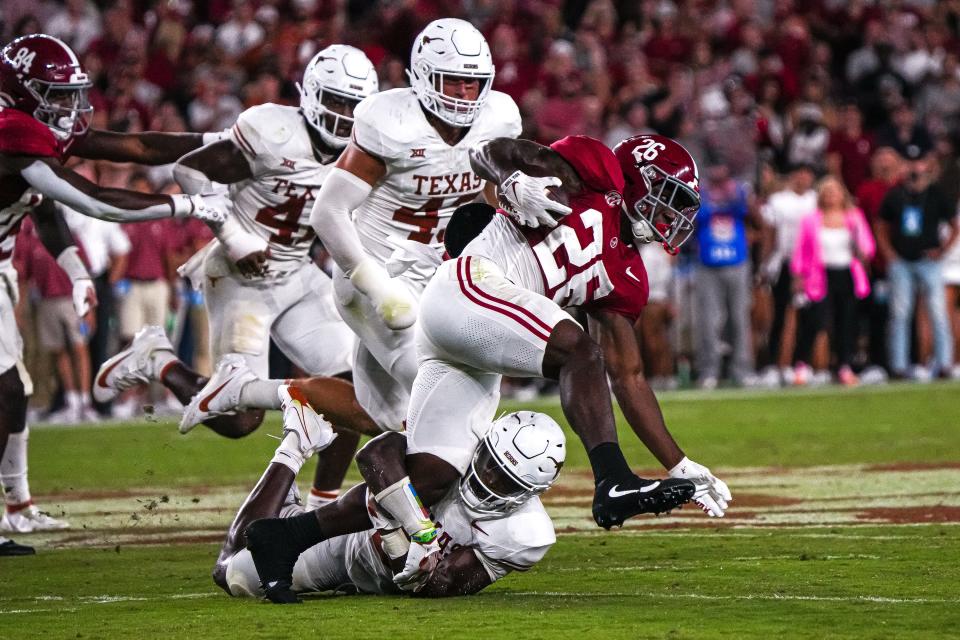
(0, 34), (225, 545)
(242, 135), (727, 602)
(215, 393), (562, 602)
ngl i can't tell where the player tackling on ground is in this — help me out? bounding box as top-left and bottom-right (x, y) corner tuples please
(0, 34), (225, 550)
(214, 388), (563, 600)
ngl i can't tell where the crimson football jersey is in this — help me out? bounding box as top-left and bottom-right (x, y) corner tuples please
(0, 108), (64, 268)
(483, 135), (651, 321)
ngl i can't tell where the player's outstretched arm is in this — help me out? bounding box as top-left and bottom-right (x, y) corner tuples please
(29, 199), (96, 321)
(588, 310), (732, 517)
(71, 129), (225, 166)
(6, 156), (225, 224)
(311, 143), (417, 330)
(173, 139), (253, 193)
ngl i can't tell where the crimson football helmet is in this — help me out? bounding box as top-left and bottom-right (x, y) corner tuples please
(613, 134), (700, 254)
(0, 34), (92, 140)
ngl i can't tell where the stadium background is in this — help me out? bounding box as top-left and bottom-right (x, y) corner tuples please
(1, 2), (959, 638)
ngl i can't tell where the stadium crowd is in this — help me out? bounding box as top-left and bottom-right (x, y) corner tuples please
(3, 0), (960, 422)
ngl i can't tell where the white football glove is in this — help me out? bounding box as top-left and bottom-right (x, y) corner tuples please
(668, 456), (732, 517)
(349, 259), (418, 330)
(172, 193), (228, 225)
(393, 532), (442, 592)
(498, 171), (572, 229)
(56, 246), (96, 318)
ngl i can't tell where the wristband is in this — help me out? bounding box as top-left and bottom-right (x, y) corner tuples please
(56, 246), (90, 282)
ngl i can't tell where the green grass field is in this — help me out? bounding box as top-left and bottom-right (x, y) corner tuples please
(4, 382), (960, 639)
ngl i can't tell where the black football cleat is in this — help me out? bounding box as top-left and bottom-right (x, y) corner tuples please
(592, 475), (696, 529)
(245, 518), (302, 604)
(0, 537), (36, 556)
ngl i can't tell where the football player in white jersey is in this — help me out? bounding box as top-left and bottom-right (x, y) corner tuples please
(216, 389), (562, 601)
(93, 45), (381, 506)
(307, 18), (525, 435)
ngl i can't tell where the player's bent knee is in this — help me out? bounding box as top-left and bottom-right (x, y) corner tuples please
(222, 550), (263, 598)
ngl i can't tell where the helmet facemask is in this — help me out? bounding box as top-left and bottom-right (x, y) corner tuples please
(459, 438), (547, 518)
(27, 78), (92, 140)
(299, 82), (363, 149)
(625, 164), (699, 254)
(408, 63), (492, 128)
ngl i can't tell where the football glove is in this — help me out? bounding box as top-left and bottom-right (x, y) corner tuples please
(56, 246), (97, 319)
(172, 193), (228, 225)
(498, 171), (572, 228)
(350, 259), (417, 330)
(668, 457), (732, 518)
(393, 528), (442, 592)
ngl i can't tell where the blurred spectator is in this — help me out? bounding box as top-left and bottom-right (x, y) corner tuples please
(785, 103), (830, 173)
(877, 151), (959, 378)
(875, 103), (933, 160)
(827, 103), (875, 194)
(943, 221), (960, 377)
(791, 177), (876, 386)
(14, 219), (97, 423)
(693, 159), (758, 389)
(188, 75), (244, 132)
(44, 0), (102, 56)
(760, 163), (817, 377)
(215, 2), (265, 60)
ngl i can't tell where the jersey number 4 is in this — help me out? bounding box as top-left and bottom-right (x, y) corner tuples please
(533, 208), (614, 306)
(392, 194), (476, 243)
(254, 197), (314, 246)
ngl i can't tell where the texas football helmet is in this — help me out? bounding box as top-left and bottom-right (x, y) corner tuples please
(0, 34), (92, 140)
(408, 18), (494, 127)
(460, 411), (566, 517)
(298, 44), (378, 149)
(613, 134), (701, 254)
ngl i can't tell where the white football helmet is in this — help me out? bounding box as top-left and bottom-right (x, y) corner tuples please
(460, 411), (566, 517)
(408, 18), (494, 128)
(298, 44), (378, 149)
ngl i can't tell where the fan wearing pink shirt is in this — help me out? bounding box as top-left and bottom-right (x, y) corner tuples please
(791, 176), (876, 386)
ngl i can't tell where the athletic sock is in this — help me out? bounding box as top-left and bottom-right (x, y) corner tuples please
(239, 379), (284, 410)
(152, 351), (179, 379)
(281, 511), (326, 554)
(271, 433), (308, 475)
(0, 428), (31, 509)
(587, 442), (632, 484)
(305, 488), (340, 512)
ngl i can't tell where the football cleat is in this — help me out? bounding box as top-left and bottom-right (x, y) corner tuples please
(0, 505), (70, 533)
(179, 354), (256, 434)
(0, 536), (35, 556)
(275, 385), (337, 460)
(244, 518), (303, 604)
(93, 326), (174, 403)
(592, 475), (696, 530)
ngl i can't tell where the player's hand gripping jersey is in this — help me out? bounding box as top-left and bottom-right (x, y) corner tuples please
(349, 88), (521, 283)
(467, 135), (650, 321)
(225, 103), (335, 274)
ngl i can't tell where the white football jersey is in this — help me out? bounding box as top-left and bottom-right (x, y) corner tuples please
(228, 103), (335, 273)
(341, 488), (555, 594)
(0, 189), (41, 272)
(350, 88), (521, 283)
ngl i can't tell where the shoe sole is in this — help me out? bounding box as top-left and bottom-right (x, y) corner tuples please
(593, 480), (697, 529)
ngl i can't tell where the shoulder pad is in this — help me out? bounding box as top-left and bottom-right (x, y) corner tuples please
(352, 89), (421, 159)
(0, 108), (61, 158)
(550, 135), (624, 194)
(480, 91), (522, 138)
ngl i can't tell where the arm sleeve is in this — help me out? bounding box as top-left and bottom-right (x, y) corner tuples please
(309, 167), (373, 276)
(21, 160), (176, 222)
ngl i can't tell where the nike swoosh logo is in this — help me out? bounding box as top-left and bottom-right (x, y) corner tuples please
(608, 481), (660, 498)
(626, 267), (642, 284)
(96, 353), (131, 388)
(198, 380), (231, 412)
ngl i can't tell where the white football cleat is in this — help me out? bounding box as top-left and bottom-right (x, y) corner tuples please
(0, 505), (70, 532)
(179, 354), (256, 434)
(276, 384), (337, 461)
(93, 326), (174, 403)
